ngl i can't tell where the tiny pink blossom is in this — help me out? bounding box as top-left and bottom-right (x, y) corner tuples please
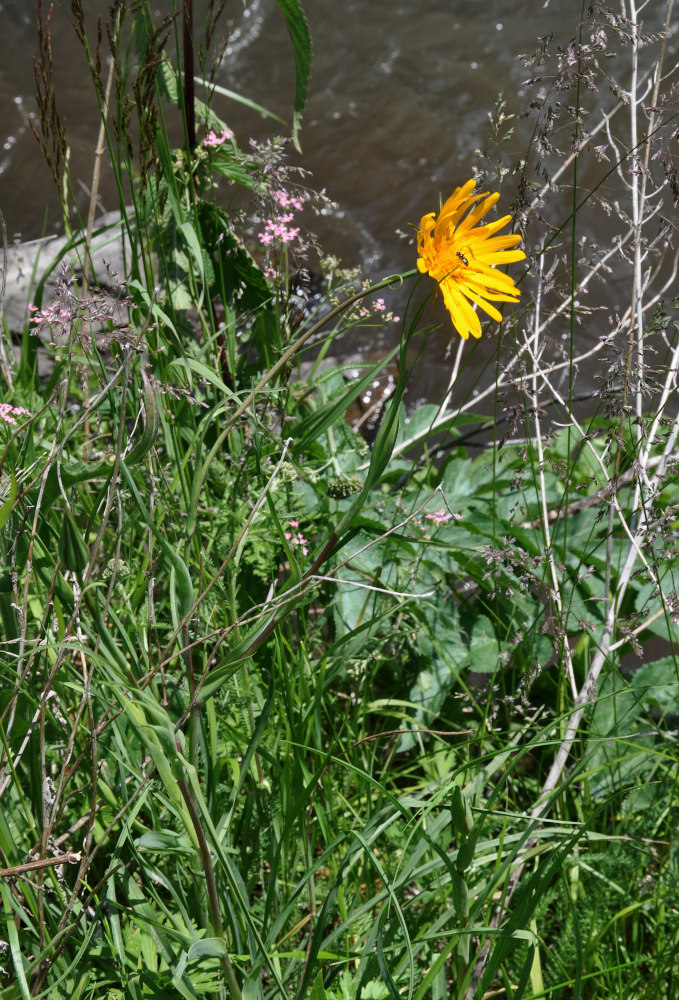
(0, 402), (31, 425)
(203, 128), (234, 147)
(284, 521), (309, 556)
(258, 217), (301, 246)
(273, 189), (305, 212)
(375, 298), (386, 312)
(30, 303), (71, 327)
(424, 509), (455, 526)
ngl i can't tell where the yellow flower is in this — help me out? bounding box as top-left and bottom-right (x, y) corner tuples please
(416, 178), (526, 340)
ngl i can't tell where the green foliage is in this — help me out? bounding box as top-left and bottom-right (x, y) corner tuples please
(2, 2), (679, 999)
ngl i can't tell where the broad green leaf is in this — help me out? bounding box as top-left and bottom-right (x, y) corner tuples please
(469, 616), (500, 673)
(187, 938), (226, 961)
(630, 656), (679, 716)
(137, 831), (194, 854)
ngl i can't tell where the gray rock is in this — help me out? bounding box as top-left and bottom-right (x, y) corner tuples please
(0, 211), (132, 335)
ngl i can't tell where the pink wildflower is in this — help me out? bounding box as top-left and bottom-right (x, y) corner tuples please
(29, 303), (71, 328)
(0, 402), (31, 425)
(258, 218), (301, 246)
(375, 298), (386, 312)
(273, 189), (305, 212)
(284, 521), (309, 556)
(424, 509), (456, 526)
(203, 128), (234, 148)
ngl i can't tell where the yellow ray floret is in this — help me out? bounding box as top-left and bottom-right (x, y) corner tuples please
(416, 178), (526, 339)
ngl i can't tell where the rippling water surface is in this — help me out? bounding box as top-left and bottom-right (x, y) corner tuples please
(1, 1), (676, 401)
(0, 1), (570, 246)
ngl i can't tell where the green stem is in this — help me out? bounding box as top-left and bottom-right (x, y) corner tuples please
(177, 777), (243, 1000)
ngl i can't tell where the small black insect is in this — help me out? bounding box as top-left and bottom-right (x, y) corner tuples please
(456, 251), (469, 266)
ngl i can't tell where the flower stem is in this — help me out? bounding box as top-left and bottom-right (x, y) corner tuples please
(177, 776), (243, 1000)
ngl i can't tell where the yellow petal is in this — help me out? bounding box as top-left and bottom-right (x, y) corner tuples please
(463, 288), (505, 322)
(416, 181), (525, 339)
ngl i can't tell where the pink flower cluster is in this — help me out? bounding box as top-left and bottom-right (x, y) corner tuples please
(258, 188), (307, 248)
(273, 189), (305, 212)
(424, 508), (461, 526)
(29, 302), (71, 328)
(1, 402), (31, 425)
(258, 216), (300, 247)
(284, 519), (309, 556)
(357, 297), (400, 323)
(203, 128), (234, 148)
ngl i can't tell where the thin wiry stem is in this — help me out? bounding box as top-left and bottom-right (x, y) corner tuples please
(528, 255), (577, 699)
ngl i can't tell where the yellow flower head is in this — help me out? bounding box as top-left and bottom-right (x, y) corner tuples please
(416, 178), (526, 340)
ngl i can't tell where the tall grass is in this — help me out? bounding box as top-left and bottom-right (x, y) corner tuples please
(1, 1), (679, 998)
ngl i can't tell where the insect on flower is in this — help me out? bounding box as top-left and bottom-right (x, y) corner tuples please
(416, 178), (526, 340)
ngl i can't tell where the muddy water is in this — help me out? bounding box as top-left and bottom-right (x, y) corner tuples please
(0, 1), (676, 405)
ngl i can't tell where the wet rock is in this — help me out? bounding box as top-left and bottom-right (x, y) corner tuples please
(1, 211), (131, 335)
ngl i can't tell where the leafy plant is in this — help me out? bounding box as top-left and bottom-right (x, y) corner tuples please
(2, 1), (679, 999)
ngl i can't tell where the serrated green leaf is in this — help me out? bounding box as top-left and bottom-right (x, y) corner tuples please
(309, 971), (328, 1000)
